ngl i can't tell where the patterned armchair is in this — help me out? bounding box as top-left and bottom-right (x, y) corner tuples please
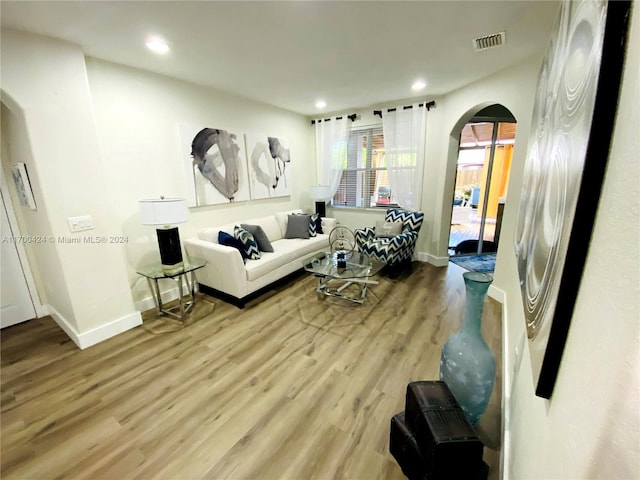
(355, 208), (425, 267)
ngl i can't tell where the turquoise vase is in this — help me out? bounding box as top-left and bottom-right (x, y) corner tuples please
(439, 271), (495, 427)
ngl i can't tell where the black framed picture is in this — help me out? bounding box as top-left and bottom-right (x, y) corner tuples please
(514, 0), (631, 399)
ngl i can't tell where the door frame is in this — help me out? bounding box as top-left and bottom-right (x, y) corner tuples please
(0, 168), (48, 320)
(447, 106), (517, 256)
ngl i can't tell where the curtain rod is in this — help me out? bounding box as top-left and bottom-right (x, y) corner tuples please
(373, 100), (436, 117)
(311, 113), (358, 125)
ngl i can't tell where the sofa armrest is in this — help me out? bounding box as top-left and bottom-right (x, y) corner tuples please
(387, 231), (419, 253)
(184, 238), (247, 295)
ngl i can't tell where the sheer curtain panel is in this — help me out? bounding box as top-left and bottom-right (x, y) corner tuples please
(314, 116), (350, 200)
(382, 104), (427, 210)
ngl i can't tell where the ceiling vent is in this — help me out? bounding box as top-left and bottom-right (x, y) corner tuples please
(473, 31), (506, 51)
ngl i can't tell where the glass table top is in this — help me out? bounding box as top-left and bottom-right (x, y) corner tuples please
(303, 251), (385, 280)
(136, 257), (207, 280)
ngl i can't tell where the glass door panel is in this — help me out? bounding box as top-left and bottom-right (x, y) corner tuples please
(449, 120), (516, 256)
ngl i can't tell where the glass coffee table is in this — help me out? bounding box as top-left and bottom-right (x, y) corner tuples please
(303, 251), (385, 304)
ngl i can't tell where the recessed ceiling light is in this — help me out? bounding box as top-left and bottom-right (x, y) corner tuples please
(411, 80), (427, 91)
(146, 37), (170, 54)
(315, 100), (327, 109)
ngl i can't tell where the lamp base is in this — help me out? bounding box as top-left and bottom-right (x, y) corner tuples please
(315, 201), (326, 218)
(157, 227), (183, 273)
(161, 261), (185, 275)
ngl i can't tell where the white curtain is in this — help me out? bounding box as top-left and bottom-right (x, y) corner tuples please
(314, 116), (350, 200)
(382, 103), (427, 210)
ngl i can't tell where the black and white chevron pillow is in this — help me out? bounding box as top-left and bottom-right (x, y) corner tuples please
(309, 213), (320, 237)
(234, 225), (261, 260)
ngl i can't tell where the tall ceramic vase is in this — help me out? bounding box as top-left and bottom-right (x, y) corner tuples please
(440, 271), (495, 427)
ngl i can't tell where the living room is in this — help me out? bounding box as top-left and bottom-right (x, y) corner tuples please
(1, 1), (638, 479)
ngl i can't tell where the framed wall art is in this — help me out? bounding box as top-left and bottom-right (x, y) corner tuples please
(244, 133), (292, 200)
(11, 162), (36, 210)
(180, 124), (251, 207)
(514, 0), (631, 398)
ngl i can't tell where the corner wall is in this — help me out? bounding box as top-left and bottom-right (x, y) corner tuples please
(506, 8), (640, 478)
(1, 28), (316, 334)
(1, 28), (142, 347)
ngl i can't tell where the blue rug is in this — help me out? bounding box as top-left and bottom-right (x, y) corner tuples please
(449, 253), (496, 273)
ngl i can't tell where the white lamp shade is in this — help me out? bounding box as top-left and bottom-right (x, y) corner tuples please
(139, 198), (188, 225)
(309, 185), (331, 201)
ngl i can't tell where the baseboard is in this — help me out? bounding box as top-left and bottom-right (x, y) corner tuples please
(134, 279), (197, 313)
(488, 284), (505, 303)
(417, 251), (449, 267)
(47, 304), (82, 347)
(134, 289), (179, 313)
(497, 289), (522, 480)
(47, 304), (142, 350)
(34, 302), (50, 319)
(76, 312), (142, 349)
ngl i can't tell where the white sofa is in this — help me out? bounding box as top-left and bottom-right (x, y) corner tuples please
(184, 209), (337, 307)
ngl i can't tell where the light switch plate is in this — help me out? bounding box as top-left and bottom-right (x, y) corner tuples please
(68, 215), (94, 232)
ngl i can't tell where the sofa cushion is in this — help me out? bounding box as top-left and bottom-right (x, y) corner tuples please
(275, 209), (304, 237)
(241, 215), (282, 242)
(218, 231), (248, 261)
(234, 225), (261, 260)
(285, 214), (311, 239)
(241, 224), (274, 252)
(244, 235), (329, 281)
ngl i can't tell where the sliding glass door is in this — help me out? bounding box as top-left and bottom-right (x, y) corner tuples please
(449, 114), (516, 256)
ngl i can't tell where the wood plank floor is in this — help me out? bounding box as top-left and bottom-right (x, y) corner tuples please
(1, 262), (502, 480)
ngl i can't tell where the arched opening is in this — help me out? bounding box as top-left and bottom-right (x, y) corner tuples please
(447, 104), (517, 269)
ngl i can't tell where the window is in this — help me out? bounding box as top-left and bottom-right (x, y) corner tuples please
(331, 126), (395, 208)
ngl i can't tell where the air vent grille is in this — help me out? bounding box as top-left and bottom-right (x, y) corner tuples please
(473, 31), (506, 51)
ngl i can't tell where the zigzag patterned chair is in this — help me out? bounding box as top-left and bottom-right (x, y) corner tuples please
(355, 208), (425, 268)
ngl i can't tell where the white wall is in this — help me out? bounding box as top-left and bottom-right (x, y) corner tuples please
(507, 8), (640, 478)
(1, 29), (141, 347)
(1, 28), (315, 341)
(84, 58), (315, 305)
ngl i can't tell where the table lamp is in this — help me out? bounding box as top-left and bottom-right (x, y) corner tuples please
(139, 197), (189, 274)
(309, 185), (331, 217)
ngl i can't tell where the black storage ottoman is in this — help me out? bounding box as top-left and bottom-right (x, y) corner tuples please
(389, 380), (488, 480)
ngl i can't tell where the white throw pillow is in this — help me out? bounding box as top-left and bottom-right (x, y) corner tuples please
(375, 220), (402, 238)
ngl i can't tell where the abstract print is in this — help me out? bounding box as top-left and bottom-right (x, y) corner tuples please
(181, 125), (250, 207)
(245, 133), (292, 199)
(514, 0), (630, 397)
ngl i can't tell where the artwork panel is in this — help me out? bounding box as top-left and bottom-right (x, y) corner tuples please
(514, 0), (631, 398)
(11, 163), (36, 210)
(245, 132), (292, 200)
(179, 124), (250, 207)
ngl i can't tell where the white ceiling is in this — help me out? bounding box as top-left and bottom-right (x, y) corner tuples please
(0, 1), (560, 116)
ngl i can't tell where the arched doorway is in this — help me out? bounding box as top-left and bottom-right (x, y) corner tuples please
(448, 104), (517, 259)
